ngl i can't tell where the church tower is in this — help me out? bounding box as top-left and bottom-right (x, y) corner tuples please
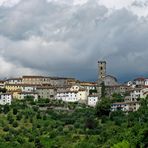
(98, 61), (106, 79)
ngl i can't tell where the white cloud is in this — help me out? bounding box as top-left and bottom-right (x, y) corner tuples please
(98, 0), (148, 17)
(47, 0), (88, 6)
(0, 0), (21, 7)
(0, 55), (39, 78)
(98, 0), (134, 9)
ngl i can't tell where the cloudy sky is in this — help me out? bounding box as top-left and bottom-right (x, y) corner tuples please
(0, 0), (148, 81)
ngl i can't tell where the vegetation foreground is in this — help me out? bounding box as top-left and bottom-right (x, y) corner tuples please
(0, 97), (147, 148)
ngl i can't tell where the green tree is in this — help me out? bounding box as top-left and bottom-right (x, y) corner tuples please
(101, 82), (106, 97)
(85, 117), (96, 130)
(96, 98), (111, 118)
(3, 126), (9, 132)
(13, 108), (18, 115)
(111, 140), (130, 148)
(16, 113), (22, 121)
(13, 121), (18, 128)
(3, 105), (10, 114)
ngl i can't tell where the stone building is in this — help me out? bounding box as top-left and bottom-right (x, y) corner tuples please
(22, 76), (51, 85)
(49, 77), (75, 87)
(98, 61), (118, 86)
(22, 75), (75, 87)
(98, 61), (106, 79)
(105, 85), (131, 96)
(36, 86), (55, 99)
(102, 75), (118, 86)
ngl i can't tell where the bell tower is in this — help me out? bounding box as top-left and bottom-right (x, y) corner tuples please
(98, 61), (106, 79)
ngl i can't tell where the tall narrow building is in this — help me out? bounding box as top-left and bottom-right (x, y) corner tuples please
(98, 61), (106, 79)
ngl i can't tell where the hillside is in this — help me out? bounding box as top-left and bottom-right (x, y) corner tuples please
(0, 98), (147, 148)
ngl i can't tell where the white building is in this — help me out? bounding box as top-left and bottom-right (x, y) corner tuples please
(5, 78), (22, 84)
(134, 77), (145, 86)
(56, 88), (87, 103)
(126, 81), (133, 86)
(88, 95), (99, 107)
(17, 92), (38, 101)
(140, 88), (148, 99)
(130, 88), (141, 101)
(56, 91), (78, 102)
(111, 101), (140, 112)
(76, 82), (97, 96)
(21, 85), (37, 92)
(70, 85), (80, 92)
(144, 79), (148, 86)
(0, 93), (12, 105)
(77, 89), (87, 103)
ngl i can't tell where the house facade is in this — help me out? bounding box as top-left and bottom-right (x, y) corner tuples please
(88, 95), (99, 107)
(36, 86), (55, 99)
(5, 84), (22, 91)
(0, 93), (12, 105)
(22, 76), (51, 85)
(5, 78), (22, 84)
(130, 88), (141, 101)
(16, 92), (38, 101)
(111, 101), (140, 112)
(56, 91), (78, 102)
(56, 88), (87, 103)
(134, 77), (145, 86)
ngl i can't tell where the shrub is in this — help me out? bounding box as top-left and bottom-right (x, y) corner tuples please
(28, 136), (34, 142)
(3, 126), (9, 132)
(13, 121), (18, 128)
(36, 113), (42, 119)
(4, 134), (12, 142)
(37, 124), (41, 128)
(43, 115), (47, 120)
(17, 136), (24, 144)
(7, 114), (14, 124)
(3, 105), (10, 114)
(16, 114), (22, 121)
(33, 106), (39, 112)
(13, 108), (18, 115)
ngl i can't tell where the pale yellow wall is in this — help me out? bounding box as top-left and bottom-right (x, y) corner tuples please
(5, 85), (21, 91)
(77, 91), (87, 102)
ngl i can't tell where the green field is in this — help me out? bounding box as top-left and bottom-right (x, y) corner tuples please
(0, 97), (147, 148)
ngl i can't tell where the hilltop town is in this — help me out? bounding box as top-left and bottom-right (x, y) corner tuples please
(0, 61), (147, 112)
(0, 61), (147, 147)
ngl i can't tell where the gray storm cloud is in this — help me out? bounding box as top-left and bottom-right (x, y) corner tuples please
(0, 0), (148, 81)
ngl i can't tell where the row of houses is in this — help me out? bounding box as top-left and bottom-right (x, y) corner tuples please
(127, 77), (148, 87)
(1, 74), (148, 112)
(2, 76), (75, 86)
(0, 75), (99, 107)
(111, 77), (148, 112)
(111, 101), (140, 112)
